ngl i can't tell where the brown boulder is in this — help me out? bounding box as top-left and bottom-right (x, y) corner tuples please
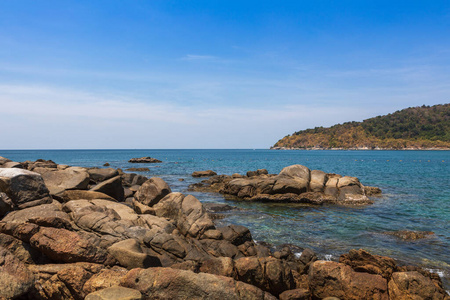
(88, 168), (119, 183)
(107, 239), (161, 269)
(82, 266), (129, 295)
(134, 177), (171, 207)
(279, 288), (311, 300)
(54, 189), (116, 202)
(34, 166), (90, 195)
(90, 175), (125, 201)
(0, 246), (35, 299)
(388, 271), (448, 300)
(339, 249), (397, 279)
(192, 170), (218, 177)
(85, 286), (142, 300)
(120, 267), (277, 299)
(218, 224), (253, 246)
(0, 192), (12, 217)
(29, 227), (115, 264)
(279, 165), (311, 181)
(0, 168), (52, 208)
(308, 260), (388, 300)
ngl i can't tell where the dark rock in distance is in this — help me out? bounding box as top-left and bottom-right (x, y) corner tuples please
(128, 157), (162, 163)
(192, 170), (218, 177)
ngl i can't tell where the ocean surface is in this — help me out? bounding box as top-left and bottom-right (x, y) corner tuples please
(2, 149), (449, 285)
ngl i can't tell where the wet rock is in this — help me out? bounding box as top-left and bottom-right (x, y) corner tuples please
(90, 175), (124, 201)
(34, 166), (90, 195)
(128, 157), (162, 163)
(388, 271), (448, 300)
(192, 170), (218, 177)
(339, 249), (397, 279)
(85, 286), (142, 300)
(0, 246), (35, 299)
(308, 260), (388, 300)
(88, 168), (119, 183)
(120, 267), (277, 300)
(134, 177), (171, 207)
(0, 168), (52, 208)
(383, 230), (435, 240)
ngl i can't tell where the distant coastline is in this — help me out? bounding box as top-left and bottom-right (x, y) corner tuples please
(270, 146), (450, 150)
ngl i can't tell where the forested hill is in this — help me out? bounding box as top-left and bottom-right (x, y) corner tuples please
(272, 104), (450, 150)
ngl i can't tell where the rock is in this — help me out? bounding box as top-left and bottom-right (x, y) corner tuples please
(2, 201), (70, 225)
(103, 163), (110, 166)
(0, 156), (11, 165)
(120, 267), (277, 299)
(128, 157), (162, 163)
(125, 167), (150, 172)
(0, 192), (12, 217)
(383, 230), (435, 240)
(308, 261), (388, 300)
(54, 190), (116, 202)
(28, 159), (58, 170)
(339, 249), (397, 279)
(203, 202), (235, 212)
(2, 161), (23, 168)
(34, 166), (90, 195)
(153, 192), (215, 238)
(83, 266), (129, 295)
(88, 168), (119, 183)
(56, 264), (93, 300)
(279, 165), (311, 181)
(0, 168), (52, 208)
(0, 232), (47, 264)
(29, 227), (115, 264)
(310, 170), (328, 192)
(199, 257), (236, 277)
(90, 176), (125, 201)
(388, 271), (448, 300)
(108, 239), (161, 269)
(134, 177), (171, 207)
(247, 169), (269, 177)
(0, 221), (40, 242)
(298, 248), (317, 274)
(279, 288), (311, 300)
(85, 286), (142, 300)
(192, 170), (218, 177)
(217, 224), (252, 246)
(364, 186), (382, 196)
(0, 246), (35, 299)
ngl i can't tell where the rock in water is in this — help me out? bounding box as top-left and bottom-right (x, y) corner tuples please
(0, 168), (52, 208)
(192, 170), (217, 177)
(128, 157), (162, 163)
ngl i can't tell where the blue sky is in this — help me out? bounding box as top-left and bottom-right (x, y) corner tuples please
(1, 1), (449, 149)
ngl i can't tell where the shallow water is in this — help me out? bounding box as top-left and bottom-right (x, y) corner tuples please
(2, 149), (449, 284)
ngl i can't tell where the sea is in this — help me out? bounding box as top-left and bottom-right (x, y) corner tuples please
(1, 149), (449, 287)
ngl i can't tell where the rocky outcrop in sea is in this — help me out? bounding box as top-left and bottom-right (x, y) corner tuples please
(0, 156), (448, 299)
(189, 165), (382, 205)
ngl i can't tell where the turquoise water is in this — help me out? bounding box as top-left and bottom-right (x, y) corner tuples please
(2, 149), (449, 282)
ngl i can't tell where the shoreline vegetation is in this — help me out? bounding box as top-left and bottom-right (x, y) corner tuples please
(0, 156), (449, 299)
(273, 104), (450, 151)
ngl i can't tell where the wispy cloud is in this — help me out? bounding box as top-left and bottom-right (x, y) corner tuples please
(182, 54), (218, 61)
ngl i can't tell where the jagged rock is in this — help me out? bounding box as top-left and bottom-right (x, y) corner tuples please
(192, 170), (218, 177)
(83, 266), (129, 295)
(128, 157), (162, 163)
(29, 227), (115, 264)
(218, 224), (252, 246)
(90, 176), (124, 201)
(298, 248), (317, 274)
(134, 177), (171, 207)
(0, 168), (52, 208)
(34, 166), (90, 195)
(0, 221), (40, 242)
(388, 271), (449, 300)
(120, 267), (277, 299)
(27, 159), (58, 170)
(153, 192), (215, 238)
(88, 168), (119, 183)
(308, 261), (388, 300)
(108, 239), (161, 269)
(0, 232), (45, 264)
(339, 249), (397, 279)
(85, 286), (142, 300)
(0, 246), (35, 299)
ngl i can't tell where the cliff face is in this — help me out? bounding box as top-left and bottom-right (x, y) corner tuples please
(273, 104), (450, 150)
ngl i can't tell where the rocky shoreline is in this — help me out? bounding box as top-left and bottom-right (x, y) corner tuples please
(0, 156), (448, 299)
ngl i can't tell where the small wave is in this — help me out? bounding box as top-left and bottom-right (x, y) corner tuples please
(324, 254), (334, 261)
(294, 251), (303, 259)
(425, 268), (446, 279)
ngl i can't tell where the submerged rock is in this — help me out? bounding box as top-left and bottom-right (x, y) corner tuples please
(383, 230), (435, 240)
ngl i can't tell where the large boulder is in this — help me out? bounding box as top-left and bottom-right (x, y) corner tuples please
(88, 168), (119, 183)
(29, 227), (115, 264)
(85, 286), (142, 300)
(120, 267), (277, 299)
(388, 271), (449, 300)
(107, 239), (161, 269)
(0, 168), (52, 208)
(308, 261), (388, 300)
(0, 246), (35, 299)
(279, 165), (311, 181)
(153, 192), (215, 238)
(34, 166), (90, 195)
(2, 201), (70, 225)
(82, 266), (129, 295)
(54, 190), (116, 202)
(134, 177), (171, 207)
(339, 249), (397, 280)
(192, 170), (217, 177)
(309, 170), (328, 192)
(90, 176), (125, 201)
(0, 192), (12, 217)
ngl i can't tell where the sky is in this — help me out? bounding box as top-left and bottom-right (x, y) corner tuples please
(1, 0), (449, 149)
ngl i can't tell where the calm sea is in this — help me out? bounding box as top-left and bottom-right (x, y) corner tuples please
(2, 149), (449, 284)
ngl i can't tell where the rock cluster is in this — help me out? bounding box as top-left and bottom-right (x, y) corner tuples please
(0, 156), (448, 300)
(128, 157), (162, 163)
(190, 164), (382, 205)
